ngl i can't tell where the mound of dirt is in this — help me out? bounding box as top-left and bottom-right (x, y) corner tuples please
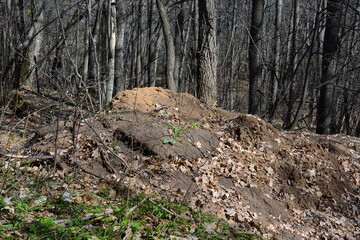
(109, 111), (219, 160)
(18, 88), (360, 239)
(109, 87), (238, 121)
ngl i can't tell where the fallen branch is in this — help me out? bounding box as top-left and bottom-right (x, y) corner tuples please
(78, 111), (129, 169)
(0, 152), (54, 159)
(148, 198), (177, 217)
(0, 152), (70, 172)
(126, 196), (150, 216)
(54, 209), (114, 224)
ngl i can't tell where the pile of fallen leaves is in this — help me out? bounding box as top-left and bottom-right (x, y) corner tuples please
(114, 111), (359, 239)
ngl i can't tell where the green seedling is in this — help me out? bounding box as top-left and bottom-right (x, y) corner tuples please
(172, 126), (181, 137)
(189, 122), (199, 128)
(98, 188), (110, 198)
(162, 138), (176, 145)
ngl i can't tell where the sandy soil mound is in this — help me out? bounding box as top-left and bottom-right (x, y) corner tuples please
(19, 88), (360, 239)
(109, 87), (238, 121)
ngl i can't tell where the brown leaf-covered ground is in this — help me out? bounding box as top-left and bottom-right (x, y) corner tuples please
(1, 87), (359, 239)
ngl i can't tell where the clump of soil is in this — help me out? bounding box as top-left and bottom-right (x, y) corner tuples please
(109, 87), (238, 121)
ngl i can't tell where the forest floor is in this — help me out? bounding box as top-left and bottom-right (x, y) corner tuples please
(0, 87), (359, 239)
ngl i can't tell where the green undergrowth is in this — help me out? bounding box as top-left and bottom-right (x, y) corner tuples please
(0, 186), (264, 240)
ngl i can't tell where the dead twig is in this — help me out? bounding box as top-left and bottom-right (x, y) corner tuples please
(99, 147), (117, 174)
(126, 196), (150, 216)
(78, 111), (129, 169)
(148, 198), (177, 217)
(0, 152), (53, 159)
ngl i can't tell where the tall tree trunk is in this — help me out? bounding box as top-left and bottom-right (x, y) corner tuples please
(284, 0), (299, 126)
(83, 0), (92, 83)
(88, 0), (102, 85)
(316, 0), (343, 134)
(27, 0), (44, 90)
(147, 0), (158, 87)
(135, 0), (144, 87)
(1, 0), (15, 100)
(174, 7), (184, 90)
(156, 0), (176, 91)
(287, 0), (323, 130)
(179, 2), (193, 92)
(268, 0), (283, 119)
(188, 0), (199, 95)
(248, 0), (264, 115)
(105, 0), (117, 104)
(13, 0), (45, 90)
(197, 0), (217, 105)
(115, 1), (125, 92)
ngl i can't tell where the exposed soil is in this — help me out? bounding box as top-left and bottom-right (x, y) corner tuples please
(1, 87), (359, 239)
(109, 87), (238, 121)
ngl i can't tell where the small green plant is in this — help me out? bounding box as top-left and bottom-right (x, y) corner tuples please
(15, 201), (32, 213)
(28, 219), (56, 234)
(129, 220), (142, 230)
(116, 114), (124, 120)
(162, 138), (176, 145)
(189, 122), (199, 128)
(172, 126), (181, 137)
(0, 196), (6, 208)
(98, 188), (110, 198)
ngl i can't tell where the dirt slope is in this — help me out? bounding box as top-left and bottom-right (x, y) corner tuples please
(109, 87), (238, 121)
(19, 87), (360, 239)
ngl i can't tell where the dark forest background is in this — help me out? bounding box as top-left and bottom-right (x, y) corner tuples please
(1, 0), (359, 136)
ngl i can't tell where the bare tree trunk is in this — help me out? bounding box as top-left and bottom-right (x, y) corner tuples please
(26, 0), (44, 90)
(156, 0), (176, 91)
(197, 0), (217, 105)
(268, 0), (283, 118)
(179, 4), (192, 92)
(115, 1), (125, 92)
(316, 0), (343, 134)
(174, 7), (184, 90)
(13, 0), (45, 90)
(287, 0), (323, 130)
(135, 0), (144, 87)
(105, 0), (117, 104)
(187, 0), (199, 95)
(94, 2), (104, 110)
(83, 0), (92, 83)
(220, 0), (237, 110)
(147, 0), (158, 87)
(130, 12), (137, 89)
(248, 0), (264, 115)
(284, 0), (299, 126)
(88, 0), (102, 85)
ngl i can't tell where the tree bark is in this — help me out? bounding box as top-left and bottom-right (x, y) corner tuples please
(268, 0), (283, 118)
(287, 0), (323, 130)
(248, 0), (264, 115)
(135, 0), (144, 88)
(316, 0), (343, 134)
(13, 0), (45, 90)
(83, 0), (92, 83)
(174, 7), (184, 90)
(156, 0), (176, 91)
(27, 0), (44, 90)
(147, 0), (159, 87)
(115, 1), (125, 92)
(283, 0), (299, 126)
(196, 0), (217, 105)
(105, 0), (117, 104)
